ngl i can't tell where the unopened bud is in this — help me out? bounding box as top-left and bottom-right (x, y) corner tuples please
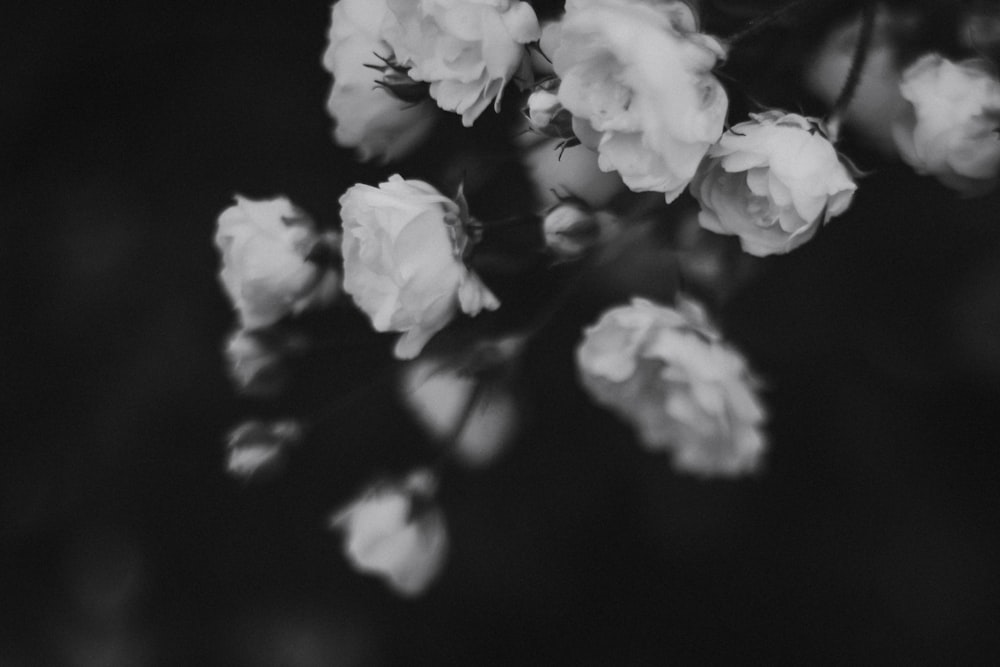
(225, 419), (303, 479)
(542, 200), (603, 258)
(224, 329), (289, 398)
(524, 84), (575, 141)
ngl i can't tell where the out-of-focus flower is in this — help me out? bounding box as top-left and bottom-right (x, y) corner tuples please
(542, 199), (620, 259)
(382, 0), (540, 126)
(576, 296), (767, 477)
(400, 349), (521, 467)
(548, 0), (728, 202)
(225, 419), (303, 479)
(224, 329), (289, 397)
(690, 111), (857, 257)
(892, 53), (1000, 196)
(322, 0), (437, 163)
(331, 470), (448, 597)
(215, 196), (340, 330)
(339, 175), (499, 359)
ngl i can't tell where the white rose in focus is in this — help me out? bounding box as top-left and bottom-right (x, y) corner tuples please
(893, 54), (1000, 196)
(331, 471), (448, 597)
(215, 196), (340, 330)
(323, 0), (437, 163)
(577, 296), (767, 477)
(340, 175), (499, 359)
(690, 112), (857, 257)
(550, 0), (728, 202)
(382, 0), (540, 126)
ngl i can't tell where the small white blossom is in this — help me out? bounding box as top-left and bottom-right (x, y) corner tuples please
(331, 471), (448, 597)
(576, 296), (767, 477)
(322, 0), (437, 163)
(382, 0), (541, 126)
(549, 0), (729, 202)
(526, 89), (564, 130)
(225, 420), (303, 479)
(339, 175), (499, 359)
(215, 196), (339, 330)
(893, 53), (1000, 196)
(224, 329), (288, 397)
(690, 111), (857, 257)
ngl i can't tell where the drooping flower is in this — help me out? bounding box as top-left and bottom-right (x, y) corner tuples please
(225, 419), (303, 479)
(381, 0), (541, 126)
(690, 111), (857, 257)
(224, 329), (288, 397)
(339, 175), (499, 359)
(576, 296), (767, 477)
(331, 470), (448, 597)
(322, 0), (437, 163)
(548, 0), (728, 202)
(215, 196), (340, 330)
(892, 53), (1000, 196)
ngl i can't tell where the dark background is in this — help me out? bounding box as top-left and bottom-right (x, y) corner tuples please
(4, 1), (1000, 664)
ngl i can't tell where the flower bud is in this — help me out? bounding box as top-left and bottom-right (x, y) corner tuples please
(542, 200), (602, 258)
(224, 329), (289, 398)
(330, 470), (448, 597)
(524, 86), (576, 141)
(225, 419), (303, 479)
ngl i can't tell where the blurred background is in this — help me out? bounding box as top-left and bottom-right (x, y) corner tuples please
(4, 1), (1000, 664)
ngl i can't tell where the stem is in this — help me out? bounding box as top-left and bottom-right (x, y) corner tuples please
(726, 0), (816, 47)
(827, 2), (878, 136)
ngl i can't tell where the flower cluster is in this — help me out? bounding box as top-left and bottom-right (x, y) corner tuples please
(212, 0), (1000, 598)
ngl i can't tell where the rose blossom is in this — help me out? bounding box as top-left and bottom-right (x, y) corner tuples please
(548, 0), (728, 202)
(381, 0), (540, 126)
(576, 296), (766, 477)
(892, 53), (1000, 196)
(322, 0), (437, 163)
(215, 196), (339, 330)
(330, 470), (448, 597)
(690, 111), (857, 257)
(339, 175), (499, 359)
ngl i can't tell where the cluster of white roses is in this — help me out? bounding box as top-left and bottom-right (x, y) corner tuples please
(213, 0), (1000, 596)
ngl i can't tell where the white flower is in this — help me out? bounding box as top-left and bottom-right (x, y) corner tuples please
(382, 0), (541, 126)
(549, 0), (728, 202)
(224, 329), (287, 397)
(215, 196), (339, 330)
(322, 0), (437, 163)
(331, 471), (448, 597)
(576, 296), (767, 477)
(526, 89), (563, 130)
(893, 53), (1000, 196)
(542, 199), (621, 258)
(225, 420), (303, 479)
(690, 111), (857, 257)
(400, 352), (520, 467)
(339, 175), (499, 359)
